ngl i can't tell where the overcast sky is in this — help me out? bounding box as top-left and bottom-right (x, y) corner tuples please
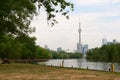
(31, 0), (120, 52)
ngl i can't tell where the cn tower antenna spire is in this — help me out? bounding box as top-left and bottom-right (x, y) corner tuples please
(79, 18), (80, 28)
(79, 18), (81, 32)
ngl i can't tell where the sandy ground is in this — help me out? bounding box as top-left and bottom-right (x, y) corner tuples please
(0, 64), (120, 80)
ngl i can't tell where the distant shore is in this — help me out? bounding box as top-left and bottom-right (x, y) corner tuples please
(0, 59), (48, 64)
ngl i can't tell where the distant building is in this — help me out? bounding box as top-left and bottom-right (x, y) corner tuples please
(57, 47), (62, 52)
(76, 21), (89, 54)
(107, 42), (113, 45)
(102, 38), (107, 45)
(44, 45), (49, 50)
(77, 43), (82, 53)
(102, 38), (119, 46)
(113, 39), (117, 44)
(82, 44), (88, 55)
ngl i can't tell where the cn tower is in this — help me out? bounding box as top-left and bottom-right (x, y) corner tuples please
(77, 21), (82, 53)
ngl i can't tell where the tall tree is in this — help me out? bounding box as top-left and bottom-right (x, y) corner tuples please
(15, 34), (37, 59)
(0, 35), (21, 59)
(0, 0), (36, 36)
(86, 43), (120, 63)
(0, 0), (74, 59)
(32, 0), (74, 26)
(0, 0), (73, 36)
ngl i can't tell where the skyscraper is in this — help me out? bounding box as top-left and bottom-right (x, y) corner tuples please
(113, 39), (117, 44)
(57, 47), (62, 52)
(102, 38), (107, 45)
(44, 45), (49, 50)
(82, 44), (88, 55)
(77, 21), (82, 53)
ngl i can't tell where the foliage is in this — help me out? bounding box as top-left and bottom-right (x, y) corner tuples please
(15, 34), (37, 59)
(86, 43), (120, 63)
(0, 0), (73, 37)
(32, 0), (74, 26)
(51, 51), (82, 59)
(36, 47), (52, 59)
(0, 35), (21, 59)
(0, 0), (36, 36)
(0, 35), (53, 59)
(69, 53), (83, 59)
(0, 0), (74, 60)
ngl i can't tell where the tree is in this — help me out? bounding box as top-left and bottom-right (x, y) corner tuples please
(15, 34), (37, 59)
(32, 0), (74, 26)
(36, 47), (52, 59)
(0, 0), (36, 36)
(69, 53), (82, 59)
(86, 43), (120, 63)
(0, 0), (74, 59)
(0, 0), (73, 36)
(0, 35), (21, 59)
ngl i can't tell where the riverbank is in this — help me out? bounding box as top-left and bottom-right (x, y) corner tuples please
(0, 63), (120, 80)
(41, 59), (120, 72)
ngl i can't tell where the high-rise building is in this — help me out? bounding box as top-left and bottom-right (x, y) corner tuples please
(102, 38), (107, 45)
(107, 42), (112, 45)
(113, 39), (117, 44)
(82, 44), (88, 55)
(57, 47), (62, 52)
(77, 21), (82, 53)
(102, 38), (119, 46)
(44, 45), (49, 50)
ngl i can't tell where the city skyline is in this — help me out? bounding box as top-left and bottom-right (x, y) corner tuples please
(31, 0), (120, 51)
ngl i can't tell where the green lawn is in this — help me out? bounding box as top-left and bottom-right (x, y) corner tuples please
(0, 63), (120, 80)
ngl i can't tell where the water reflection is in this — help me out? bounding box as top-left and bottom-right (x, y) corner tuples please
(39, 59), (120, 72)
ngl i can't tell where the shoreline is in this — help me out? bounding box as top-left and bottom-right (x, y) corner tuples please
(0, 63), (120, 80)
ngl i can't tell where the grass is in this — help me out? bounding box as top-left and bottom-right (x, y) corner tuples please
(0, 63), (120, 80)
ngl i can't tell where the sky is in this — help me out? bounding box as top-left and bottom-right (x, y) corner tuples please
(31, 0), (120, 52)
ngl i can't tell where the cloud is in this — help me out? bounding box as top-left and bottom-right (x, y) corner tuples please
(112, 0), (120, 4)
(74, 0), (120, 6)
(75, 0), (109, 6)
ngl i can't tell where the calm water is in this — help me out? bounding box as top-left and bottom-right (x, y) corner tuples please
(39, 59), (120, 72)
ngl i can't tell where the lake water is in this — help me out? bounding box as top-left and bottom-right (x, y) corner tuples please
(39, 59), (120, 72)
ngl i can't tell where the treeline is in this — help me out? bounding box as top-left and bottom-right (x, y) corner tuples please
(86, 43), (120, 63)
(0, 35), (82, 60)
(0, 34), (52, 59)
(52, 51), (82, 59)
